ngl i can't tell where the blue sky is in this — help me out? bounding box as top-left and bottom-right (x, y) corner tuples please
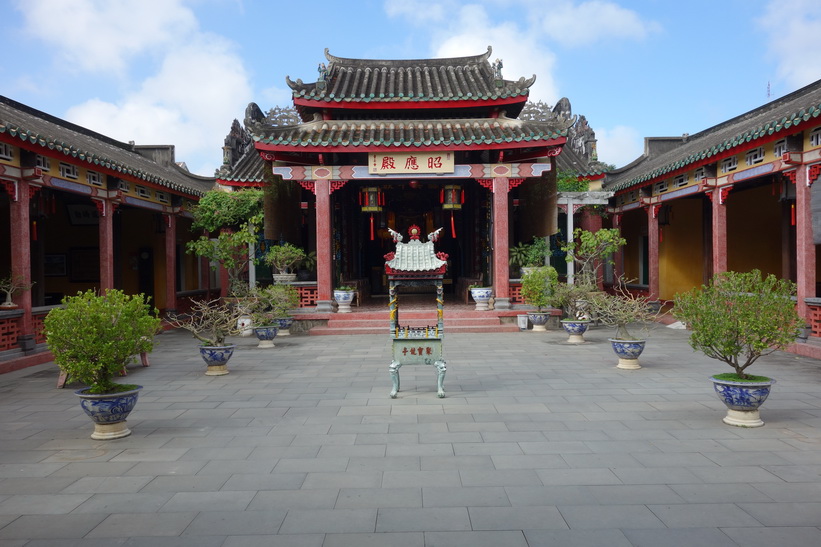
(2, 0), (820, 176)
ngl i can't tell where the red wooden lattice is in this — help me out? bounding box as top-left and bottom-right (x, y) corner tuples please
(297, 285), (318, 308)
(809, 304), (821, 337)
(33, 313), (47, 343)
(509, 283), (523, 304)
(0, 316), (21, 351)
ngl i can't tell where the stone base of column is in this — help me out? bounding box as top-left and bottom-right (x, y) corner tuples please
(493, 297), (511, 310)
(315, 300), (336, 313)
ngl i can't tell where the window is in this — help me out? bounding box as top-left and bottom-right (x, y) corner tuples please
(810, 127), (821, 147)
(673, 174), (688, 188)
(745, 147), (764, 166)
(118, 180), (130, 193)
(35, 155), (51, 170)
(0, 142), (13, 160)
(653, 180), (669, 194)
(628, 190), (638, 202)
(135, 185), (151, 199)
(693, 167), (705, 182)
(720, 156), (738, 174)
(59, 162), (78, 179)
(774, 139), (787, 158)
(86, 170), (103, 186)
(156, 191), (169, 204)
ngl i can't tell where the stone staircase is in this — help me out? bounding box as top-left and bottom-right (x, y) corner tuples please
(308, 309), (521, 335)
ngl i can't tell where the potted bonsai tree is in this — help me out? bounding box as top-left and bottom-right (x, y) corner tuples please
(586, 279), (659, 369)
(0, 274), (34, 309)
(520, 266), (559, 331)
(165, 299), (244, 375)
(550, 280), (597, 344)
(673, 269), (803, 427)
(44, 289), (161, 440)
(561, 228), (625, 287)
(246, 284), (299, 346)
(264, 243), (307, 284)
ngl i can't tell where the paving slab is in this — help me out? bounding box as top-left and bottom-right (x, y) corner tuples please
(0, 326), (820, 544)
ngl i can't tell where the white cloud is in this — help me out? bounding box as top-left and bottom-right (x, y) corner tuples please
(593, 125), (643, 168)
(16, 0), (198, 76)
(758, 0), (821, 88)
(531, 0), (661, 47)
(67, 36), (253, 176)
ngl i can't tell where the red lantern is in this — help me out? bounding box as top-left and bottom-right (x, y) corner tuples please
(361, 187), (383, 241)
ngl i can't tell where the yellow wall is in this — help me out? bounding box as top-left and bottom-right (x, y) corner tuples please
(727, 184), (782, 276)
(658, 198), (704, 300)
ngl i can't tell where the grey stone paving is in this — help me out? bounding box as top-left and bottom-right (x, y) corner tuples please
(1, 323), (821, 546)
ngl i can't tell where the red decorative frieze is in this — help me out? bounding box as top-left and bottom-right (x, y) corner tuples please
(297, 180), (316, 194)
(260, 151), (276, 161)
(809, 164), (821, 187)
(546, 147), (562, 157)
(330, 180), (347, 193)
(28, 185), (42, 199)
(92, 199), (118, 217)
(508, 178), (525, 190)
(476, 179), (493, 190)
(783, 170), (797, 185)
(0, 180), (17, 201)
(651, 204), (662, 219)
(719, 186), (732, 204)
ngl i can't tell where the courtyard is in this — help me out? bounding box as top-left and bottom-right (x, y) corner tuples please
(1, 325), (821, 546)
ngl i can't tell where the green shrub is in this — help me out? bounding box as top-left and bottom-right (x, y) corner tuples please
(520, 266), (559, 312)
(44, 290), (161, 394)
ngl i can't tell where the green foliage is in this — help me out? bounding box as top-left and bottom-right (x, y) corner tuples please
(561, 228), (626, 285)
(0, 274), (34, 304)
(247, 285), (299, 325)
(186, 226), (258, 294)
(190, 190), (264, 232)
(510, 236), (551, 269)
(673, 270), (803, 378)
(264, 243), (307, 274)
(549, 281), (596, 319)
(556, 170), (589, 192)
(712, 372), (772, 383)
(44, 290), (161, 394)
(335, 286), (354, 291)
(520, 266), (559, 312)
(300, 251), (317, 271)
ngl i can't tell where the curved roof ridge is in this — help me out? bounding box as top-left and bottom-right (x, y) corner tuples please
(323, 46), (493, 68)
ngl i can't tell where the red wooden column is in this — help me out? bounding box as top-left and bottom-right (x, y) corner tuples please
(646, 205), (660, 301)
(711, 187), (729, 275)
(492, 177), (511, 309)
(164, 213), (177, 313)
(8, 179), (33, 338)
(94, 198), (115, 291)
(796, 165), (817, 319)
(314, 178), (335, 312)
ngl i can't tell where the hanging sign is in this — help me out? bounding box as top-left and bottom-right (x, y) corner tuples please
(369, 152), (454, 175)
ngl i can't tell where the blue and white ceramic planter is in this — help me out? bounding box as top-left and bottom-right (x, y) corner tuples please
(528, 312), (550, 332)
(710, 375), (775, 427)
(253, 325), (279, 348)
(199, 344), (236, 376)
(75, 385), (142, 440)
(277, 317), (294, 336)
(469, 288), (493, 311)
(334, 290), (355, 313)
(609, 338), (646, 369)
(561, 319), (590, 344)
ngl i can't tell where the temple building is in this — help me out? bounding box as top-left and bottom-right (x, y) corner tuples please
(603, 78), (821, 354)
(0, 96), (215, 371)
(217, 47), (602, 312)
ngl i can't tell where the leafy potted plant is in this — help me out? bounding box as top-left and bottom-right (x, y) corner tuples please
(550, 280), (596, 344)
(44, 289), (161, 440)
(468, 284), (493, 311)
(586, 280), (659, 369)
(520, 266), (559, 331)
(0, 274), (34, 309)
(165, 299), (244, 375)
(510, 236), (551, 276)
(297, 250), (317, 281)
(333, 285), (356, 313)
(673, 269), (803, 427)
(264, 243), (307, 284)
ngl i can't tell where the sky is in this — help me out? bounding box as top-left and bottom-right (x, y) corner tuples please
(2, 0), (821, 177)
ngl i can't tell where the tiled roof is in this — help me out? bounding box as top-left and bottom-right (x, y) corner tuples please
(217, 145), (266, 184)
(605, 79), (821, 192)
(254, 116), (568, 151)
(0, 96), (214, 197)
(286, 47), (534, 104)
(386, 239), (447, 273)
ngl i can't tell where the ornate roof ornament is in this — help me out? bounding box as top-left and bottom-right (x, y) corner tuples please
(384, 226), (448, 275)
